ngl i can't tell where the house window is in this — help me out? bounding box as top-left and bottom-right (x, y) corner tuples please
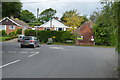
(0, 25), (6, 30)
(45, 27), (50, 30)
(9, 26), (15, 29)
(58, 28), (62, 31)
(77, 36), (83, 40)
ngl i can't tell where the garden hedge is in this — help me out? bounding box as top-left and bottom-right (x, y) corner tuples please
(25, 29), (75, 43)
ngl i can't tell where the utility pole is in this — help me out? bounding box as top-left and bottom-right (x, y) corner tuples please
(36, 8), (39, 37)
(50, 17), (52, 28)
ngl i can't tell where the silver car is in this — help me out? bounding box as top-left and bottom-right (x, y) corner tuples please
(20, 36), (40, 48)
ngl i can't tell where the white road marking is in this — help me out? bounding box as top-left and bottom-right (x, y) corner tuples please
(28, 52), (39, 57)
(0, 60), (20, 68)
(49, 47), (64, 49)
(19, 52), (28, 53)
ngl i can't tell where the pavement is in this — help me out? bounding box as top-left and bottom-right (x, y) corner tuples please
(1, 38), (118, 78)
(5, 38), (18, 42)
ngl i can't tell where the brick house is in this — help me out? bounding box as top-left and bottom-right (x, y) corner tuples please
(76, 21), (95, 45)
(0, 17), (29, 34)
(34, 18), (69, 31)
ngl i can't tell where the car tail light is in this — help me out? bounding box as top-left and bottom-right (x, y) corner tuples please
(30, 40), (35, 42)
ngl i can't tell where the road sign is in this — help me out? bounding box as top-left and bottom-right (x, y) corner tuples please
(52, 36), (56, 38)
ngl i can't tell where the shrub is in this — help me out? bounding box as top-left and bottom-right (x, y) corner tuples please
(25, 30), (75, 43)
(25, 29), (36, 36)
(0, 30), (7, 36)
(9, 30), (17, 37)
(16, 29), (22, 34)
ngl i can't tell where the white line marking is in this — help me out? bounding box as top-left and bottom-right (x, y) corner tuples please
(19, 52), (28, 53)
(0, 60), (20, 68)
(49, 47), (64, 49)
(28, 52), (39, 57)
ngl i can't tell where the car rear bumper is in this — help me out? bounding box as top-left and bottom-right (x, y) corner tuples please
(21, 43), (35, 46)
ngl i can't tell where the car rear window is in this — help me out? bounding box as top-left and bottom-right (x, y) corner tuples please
(23, 37), (32, 40)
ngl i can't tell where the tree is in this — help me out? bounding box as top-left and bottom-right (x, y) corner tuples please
(61, 10), (84, 32)
(93, 1), (119, 48)
(2, 2), (22, 18)
(81, 15), (89, 24)
(39, 8), (57, 23)
(89, 11), (99, 23)
(19, 10), (36, 23)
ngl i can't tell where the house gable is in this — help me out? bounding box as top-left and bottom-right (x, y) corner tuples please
(77, 21), (93, 35)
(39, 18), (68, 28)
(0, 18), (18, 26)
(76, 21), (94, 45)
(0, 17), (20, 26)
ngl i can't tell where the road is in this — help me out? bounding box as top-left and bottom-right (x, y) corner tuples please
(1, 39), (118, 78)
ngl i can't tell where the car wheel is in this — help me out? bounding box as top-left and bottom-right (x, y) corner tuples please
(38, 44), (41, 47)
(21, 45), (24, 48)
(32, 45), (35, 48)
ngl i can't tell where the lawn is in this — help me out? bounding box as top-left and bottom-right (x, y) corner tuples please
(0, 36), (11, 42)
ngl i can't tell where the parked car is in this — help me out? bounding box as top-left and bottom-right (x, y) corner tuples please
(18, 35), (25, 42)
(20, 36), (40, 48)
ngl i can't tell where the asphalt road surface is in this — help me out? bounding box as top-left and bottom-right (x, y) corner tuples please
(1, 39), (118, 78)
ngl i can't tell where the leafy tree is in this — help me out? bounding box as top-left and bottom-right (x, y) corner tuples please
(81, 15), (89, 24)
(61, 9), (84, 32)
(89, 11), (99, 23)
(39, 8), (57, 23)
(93, 1), (119, 49)
(2, 2), (22, 18)
(19, 10), (36, 23)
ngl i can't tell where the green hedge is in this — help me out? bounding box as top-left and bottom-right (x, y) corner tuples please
(9, 30), (17, 37)
(25, 29), (75, 43)
(0, 30), (7, 36)
(16, 29), (22, 34)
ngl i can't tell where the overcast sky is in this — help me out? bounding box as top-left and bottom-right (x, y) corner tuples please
(21, 0), (102, 19)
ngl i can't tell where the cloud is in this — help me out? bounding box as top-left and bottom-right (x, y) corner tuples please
(22, 1), (101, 18)
(21, 0), (100, 2)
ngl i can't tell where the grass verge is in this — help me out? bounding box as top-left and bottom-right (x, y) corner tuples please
(43, 42), (115, 48)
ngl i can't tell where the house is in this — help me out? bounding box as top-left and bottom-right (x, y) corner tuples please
(0, 17), (29, 34)
(34, 18), (69, 31)
(75, 21), (95, 45)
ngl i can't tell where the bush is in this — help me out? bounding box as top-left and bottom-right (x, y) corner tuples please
(16, 29), (22, 34)
(25, 30), (75, 43)
(0, 30), (7, 36)
(9, 30), (17, 37)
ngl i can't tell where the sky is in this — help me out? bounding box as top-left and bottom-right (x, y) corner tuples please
(21, 0), (102, 19)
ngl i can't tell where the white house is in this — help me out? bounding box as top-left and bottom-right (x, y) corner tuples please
(34, 18), (69, 31)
